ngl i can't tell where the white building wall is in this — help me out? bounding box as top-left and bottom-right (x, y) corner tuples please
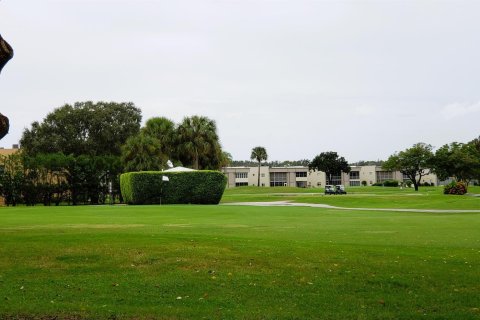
(222, 166), (439, 188)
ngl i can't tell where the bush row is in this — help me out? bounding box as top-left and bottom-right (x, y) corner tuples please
(120, 171), (227, 205)
(372, 180), (400, 187)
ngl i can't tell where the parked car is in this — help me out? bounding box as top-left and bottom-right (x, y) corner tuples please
(325, 185), (336, 195)
(335, 185), (347, 194)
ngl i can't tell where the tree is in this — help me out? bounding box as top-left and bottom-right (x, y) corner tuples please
(121, 134), (166, 172)
(250, 146), (268, 187)
(432, 142), (479, 184)
(220, 151), (233, 168)
(20, 101), (142, 157)
(142, 117), (177, 159)
(308, 151), (351, 185)
(0, 153), (25, 206)
(470, 136), (480, 182)
(177, 116), (222, 170)
(383, 143), (433, 191)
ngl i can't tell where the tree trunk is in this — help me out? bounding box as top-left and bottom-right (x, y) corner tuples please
(194, 149), (199, 170)
(257, 162), (261, 187)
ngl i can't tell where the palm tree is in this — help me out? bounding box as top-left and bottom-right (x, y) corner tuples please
(142, 117), (176, 159)
(121, 133), (165, 172)
(176, 116), (220, 170)
(251, 146), (268, 187)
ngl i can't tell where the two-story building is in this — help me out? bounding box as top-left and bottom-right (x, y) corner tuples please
(222, 165), (440, 188)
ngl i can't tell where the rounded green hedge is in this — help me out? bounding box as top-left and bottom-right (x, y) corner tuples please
(120, 171), (227, 205)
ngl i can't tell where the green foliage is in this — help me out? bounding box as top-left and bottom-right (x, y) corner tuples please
(432, 142), (480, 184)
(20, 101), (142, 157)
(383, 143), (433, 191)
(372, 180), (399, 187)
(443, 181), (468, 195)
(177, 116), (222, 170)
(0, 152), (123, 206)
(361, 180), (367, 186)
(121, 133), (166, 172)
(142, 117), (177, 159)
(120, 171), (227, 205)
(0, 153), (25, 206)
(309, 151), (351, 184)
(250, 146), (268, 164)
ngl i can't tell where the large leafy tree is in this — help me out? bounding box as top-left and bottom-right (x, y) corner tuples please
(250, 146), (268, 187)
(383, 143), (433, 191)
(431, 142), (480, 185)
(20, 101), (142, 156)
(309, 151), (350, 185)
(176, 116), (222, 170)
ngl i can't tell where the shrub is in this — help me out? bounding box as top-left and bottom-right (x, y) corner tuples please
(373, 180), (399, 187)
(443, 181), (467, 195)
(361, 180), (367, 186)
(383, 180), (400, 187)
(120, 170), (227, 205)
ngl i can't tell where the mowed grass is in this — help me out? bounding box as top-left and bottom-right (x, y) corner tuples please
(221, 186), (480, 210)
(1, 201), (480, 319)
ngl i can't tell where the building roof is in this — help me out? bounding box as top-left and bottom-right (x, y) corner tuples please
(164, 166), (196, 172)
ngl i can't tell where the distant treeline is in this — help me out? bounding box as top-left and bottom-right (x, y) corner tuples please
(230, 159), (310, 167)
(229, 159), (383, 167)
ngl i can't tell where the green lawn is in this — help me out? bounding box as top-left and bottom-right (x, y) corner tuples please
(1, 200), (480, 319)
(221, 186), (480, 209)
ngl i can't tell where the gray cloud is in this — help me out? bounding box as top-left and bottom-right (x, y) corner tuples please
(1, 0), (479, 161)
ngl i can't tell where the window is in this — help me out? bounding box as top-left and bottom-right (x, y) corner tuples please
(235, 172), (248, 179)
(296, 172), (307, 178)
(270, 172), (287, 187)
(329, 174), (342, 185)
(349, 171), (360, 179)
(349, 181), (360, 186)
(235, 182), (248, 187)
(376, 171), (393, 183)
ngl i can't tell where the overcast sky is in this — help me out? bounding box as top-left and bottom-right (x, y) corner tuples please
(1, 0), (479, 162)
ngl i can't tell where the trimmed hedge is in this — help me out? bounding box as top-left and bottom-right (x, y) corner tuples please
(120, 170), (227, 205)
(372, 180), (400, 187)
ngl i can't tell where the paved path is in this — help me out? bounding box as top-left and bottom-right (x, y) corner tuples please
(223, 201), (480, 213)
